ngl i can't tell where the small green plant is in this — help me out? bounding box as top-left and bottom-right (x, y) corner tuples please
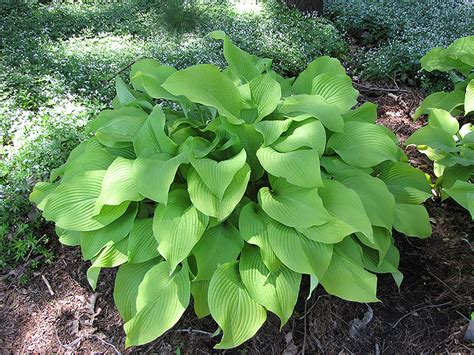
(30, 32), (432, 349)
(407, 36), (473, 218)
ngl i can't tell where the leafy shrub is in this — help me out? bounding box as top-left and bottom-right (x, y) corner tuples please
(31, 32), (432, 348)
(407, 36), (474, 218)
(325, 0), (473, 85)
(1, 0), (347, 270)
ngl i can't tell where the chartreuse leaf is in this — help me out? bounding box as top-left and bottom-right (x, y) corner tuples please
(272, 118), (326, 155)
(405, 125), (456, 151)
(128, 218), (160, 263)
(239, 202), (281, 272)
(96, 157), (143, 212)
(162, 64), (242, 122)
(153, 190), (208, 273)
(191, 149), (247, 200)
(114, 259), (158, 322)
(292, 56), (346, 94)
(278, 94), (344, 132)
(43, 170), (129, 231)
(56, 227), (81, 246)
(268, 222), (333, 280)
(356, 226), (392, 263)
(413, 90), (464, 119)
(87, 237), (129, 290)
(210, 30), (269, 82)
(427, 108), (459, 136)
(192, 222), (244, 281)
(393, 204), (432, 238)
(208, 261), (267, 349)
(321, 237), (379, 302)
(61, 149), (115, 183)
(81, 204), (137, 260)
(310, 73), (359, 114)
(319, 179), (374, 242)
(115, 77), (136, 106)
(87, 107), (149, 147)
(124, 261), (190, 347)
(129, 58), (177, 100)
(188, 164), (250, 220)
(191, 280), (210, 318)
(254, 118), (292, 146)
(132, 153), (187, 205)
(240, 244), (301, 327)
(343, 102), (377, 123)
(337, 171), (396, 230)
(327, 121), (398, 168)
(362, 243), (403, 288)
(245, 74), (282, 121)
(378, 162), (432, 204)
(258, 177), (333, 229)
(30, 181), (58, 211)
(444, 180), (474, 219)
(256, 146), (322, 188)
(298, 219), (356, 244)
(134, 105), (178, 157)
(465, 79), (474, 114)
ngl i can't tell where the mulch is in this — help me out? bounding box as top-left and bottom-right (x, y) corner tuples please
(1, 87), (473, 353)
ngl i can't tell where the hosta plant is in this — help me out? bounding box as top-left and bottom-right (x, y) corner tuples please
(408, 36), (473, 218)
(30, 31), (433, 349)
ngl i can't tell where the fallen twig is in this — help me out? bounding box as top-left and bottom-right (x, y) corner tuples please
(92, 335), (121, 354)
(176, 328), (214, 336)
(40, 273), (54, 296)
(353, 82), (412, 94)
(392, 301), (453, 328)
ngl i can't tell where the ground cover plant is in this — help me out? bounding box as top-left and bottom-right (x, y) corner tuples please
(407, 36), (474, 218)
(325, 0), (474, 87)
(0, 0), (347, 269)
(30, 32), (434, 349)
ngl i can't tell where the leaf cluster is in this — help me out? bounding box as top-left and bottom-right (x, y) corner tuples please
(408, 36), (474, 218)
(31, 31), (432, 348)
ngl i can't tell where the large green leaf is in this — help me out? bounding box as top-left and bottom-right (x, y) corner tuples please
(191, 149), (247, 200)
(465, 79), (474, 114)
(298, 219), (356, 244)
(337, 171), (396, 230)
(80, 204), (137, 260)
(427, 108), (459, 136)
(406, 125), (457, 151)
(327, 121), (398, 168)
(128, 218), (161, 263)
(191, 280), (210, 318)
(30, 181), (58, 211)
(114, 259), (158, 321)
(96, 157), (143, 212)
(254, 118), (292, 146)
(319, 179), (374, 242)
(87, 238), (129, 290)
(413, 90), (465, 119)
(153, 190), (209, 273)
(210, 31), (269, 82)
(292, 56), (346, 95)
(247, 74), (281, 121)
(321, 238), (379, 302)
(272, 118), (326, 155)
(278, 94), (344, 132)
(162, 64), (242, 122)
(393, 204), (432, 238)
(240, 244), (301, 327)
(444, 180), (474, 219)
(61, 149), (115, 183)
(192, 222), (243, 281)
(124, 261), (190, 347)
(130, 58), (177, 99)
(239, 202), (281, 272)
(256, 146), (322, 188)
(258, 177), (333, 229)
(133, 105), (178, 157)
(208, 261), (267, 349)
(268, 222), (333, 280)
(43, 170), (129, 231)
(310, 73), (358, 114)
(188, 164), (250, 220)
(343, 102), (377, 124)
(132, 153), (187, 205)
(378, 162), (432, 204)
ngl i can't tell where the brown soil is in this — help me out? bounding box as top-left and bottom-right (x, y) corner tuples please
(1, 89), (473, 354)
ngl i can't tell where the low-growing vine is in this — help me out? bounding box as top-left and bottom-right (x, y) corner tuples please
(30, 31), (433, 348)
